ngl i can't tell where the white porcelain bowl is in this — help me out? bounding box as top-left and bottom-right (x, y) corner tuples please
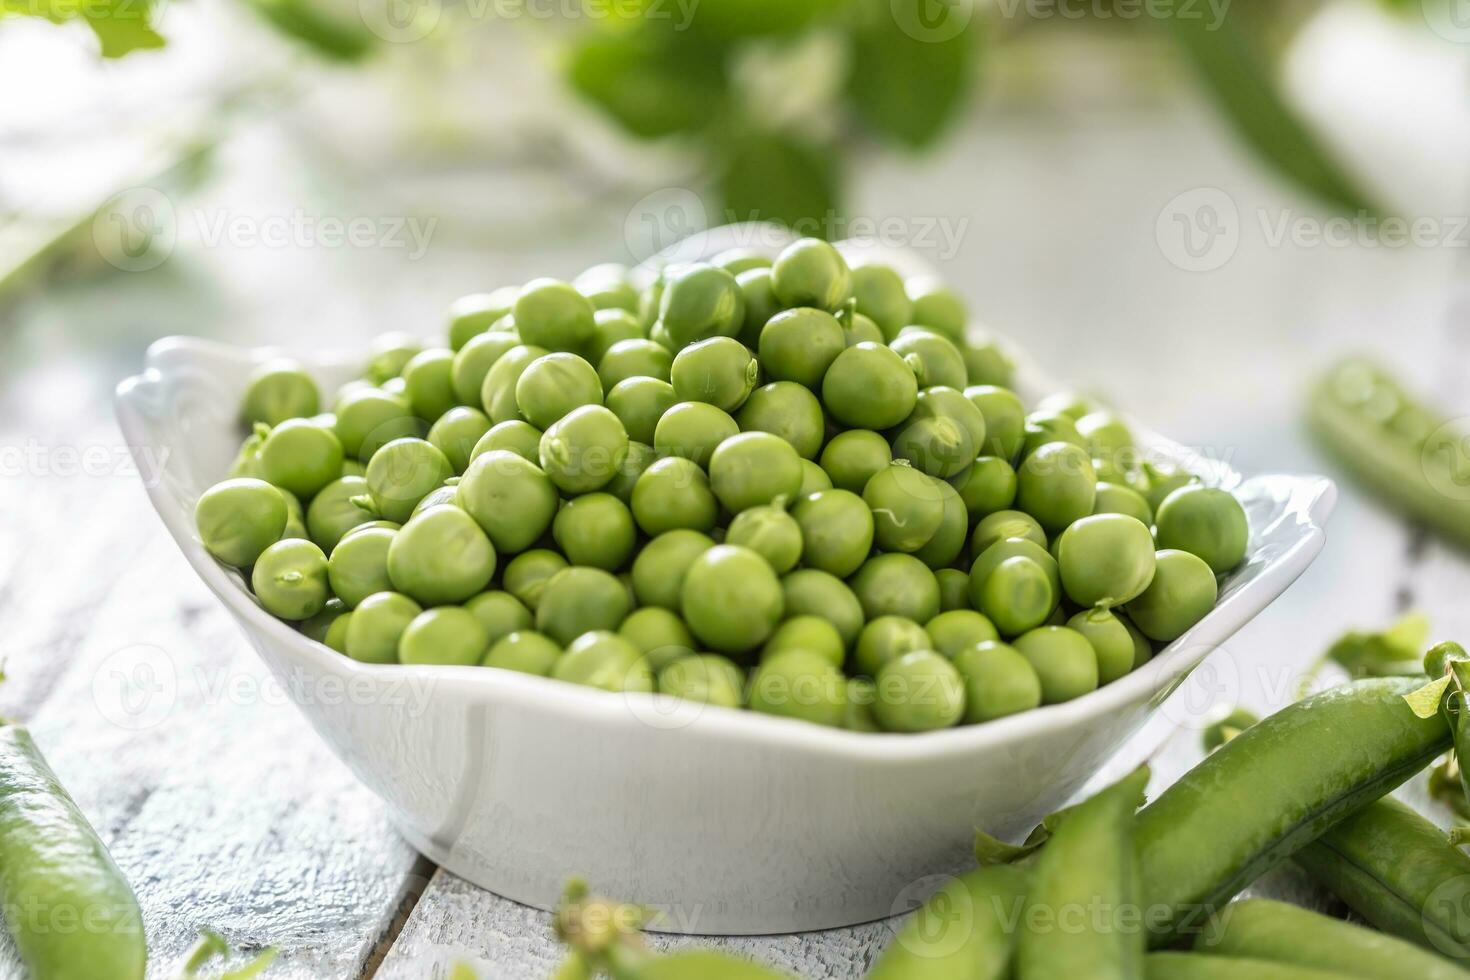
(115, 230), (1334, 935)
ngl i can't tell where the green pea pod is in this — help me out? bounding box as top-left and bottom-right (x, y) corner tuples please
(0, 725), (145, 980)
(1197, 898), (1470, 979)
(1295, 796), (1470, 960)
(865, 864), (1029, 980)
(1017, 767), (1149, 980)
(1144, 952), (1357, 979)
(1136, 678), (1451, 945)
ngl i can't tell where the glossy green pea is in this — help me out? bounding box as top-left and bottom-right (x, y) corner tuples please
(712, 247), (771, 276)
(843, 678), (882, 731)
(451, 330), (522, 406)
(195, 478), (288, 567)
(906, 276), (967, 343)
(480, 343), (550, 424)
(659, 263), (745, 348)
(515, 352), (603, 430)
(708, 431), (804, 513)
(226, 426), (268, 480)
(819, 429), (891, 494)
(866, 865), (1028, 980)
(555, 493), (638, 570)
(782, 569), (865, 648)
(1016, 441), (1098, 534)
(949, 456), (1017, 521)
(344, 591), (421, 664)
(483, 629), (561, 675)
(964, 385), (1026, 462)
(619, 607), (697, 672)
(251, 538), (330, 620)
(399, 606), (489, 667)
(873, 651), (965, 732)
(798, 459), (831, 496)
(954, 641), (1043, 722)
(736, 381), (825, 459)
(603, 440), (658, 505)
(758, 308), (845, 389)
(386, 505), (496, 605)
(1067, 608), (1137, 684)
(925, 610), (999, 659)
(365, 437), (454, 524)
(912, 479), (969, 571)
(1056, 513), (1157, 608)
(1155, 486), (1249, 574)
(599, 338), (674, 388)
(890, 328), (968, 391)
(657, 654), (745, 709)
(514, 278), (597, 351)
(540, 404), (629, 494)
(586, 308), (645, 364)
(724, 505), (803, 574)
(327, 525), (395, 608)
(1094, 480), (1155, 525)
(280, 488), (309, 540)
(242, 358), (319, 426)
(465, 590), (533, 647)
(1076, 409), (1133, 456)
(848, 263), (912, 340)
(681, 545), (784, 654)
(323, 610), (352, 652)
(890, 386), (987, 479)
(748, 650), (846, 727)
(670, 336), (758, 412)
(411, 483), (458, 518)
(470, 419), (543, 466)
(735, 267), (781, 349)
(575, 264), (639, 314)
(850, 553), (941, 623)
(1020, 410), (1087, 459)
(970, 508), (1048, 555)
(1035, 391), (1094, 420)
(789, 489), (873, 578)
(771, 237), (851, 311)
(854, 616), (930, 677)
(863, 462), (945, 553)
(552, 631), (653, 693)
(258, 418), (344, 499)
(822, 342), (918, 430)
(639, 263), (685, 330)
(536, 566), (631, 645)
(631, 529), (716, 610)
(457, 448), (559, 554)
(502, 549), (568, 611)
(427, 407), (492, 474)
(402, 348), (458, 422)
(631, 457), (718, 535)
(963, 336), (1014, 387)
(365, 332), (422, 384)
(1124, 549), (1218, 642)
(300, 598), (347, 644)
(1138, 678), (1452, 944)
(935, 568), (971, 612)
(977, 554), (1057, 638)
(1143, 463), (1199, 512)
(1012, 625), (1098, 703)
(653, 401), (739, 468)
(761, 615), (845, 669)
(840, 311), (885, 347)
(447, 287), (517, 351)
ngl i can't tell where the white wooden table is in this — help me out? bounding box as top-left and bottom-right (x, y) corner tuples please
(2, 91), (1467, 979)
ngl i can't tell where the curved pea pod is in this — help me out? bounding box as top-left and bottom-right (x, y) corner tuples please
(1294, 795), (1470, 960)
(1136, 678), (1451, 944)
(0, 726), (145, 980)
(1017, 767), (1149, 980)
(1145, 952), (1357, 979)
(865, 864), (1029, 980)
(1196, 898), (1470, 980)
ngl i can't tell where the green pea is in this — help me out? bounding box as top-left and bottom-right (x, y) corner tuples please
(761, 615), (845, 669)
(456, 448), (559, 554)
(1155, 485), (1249, 574)
(735, 267), (781, 349)
(344, 591), (421, 664)
(258, 418), (344, 499)
(536, 566), (631, 645)
(323, 610), (352, 653)
(949, 456), (1017, 521)
(619, 607), (697, 672)
(386, 505), (497, 605)
(850, 553), (941, 623)
(1067, 608), (1137, 684)
(1013, 625), (1099, 703)
(863, 462), (946, 553)
(365, 437), (454, 524)
(964, 385), (1026, 462)
(1056, 513), (1157, 608)
(631, 457), (719, 536)
(954, 641), (1042, 722)
(483, 629), (560, 675)
(657, 654), (744, 708)
(670, 336), (758, 412)
(427, 407), (492, 475)
(963, 336), (1014, 387)
(1016, 441), (1098, 534)
(603, 440), (658, 505)
(906, 276), (967, 343)
(242, 358), (319, 426)
(653, 401), (739, 468)
(1094, 480), (1154, 525)
(365, 331), (422, 384)
(574, 263), (639, 314)
(771, 237), (851, 311)
(515, 352), (603, 430)
(849, 263), (912, 340)
(681, 545), (784, 654)
(400, 607), (489, 666)
(1020, 410), (1087, 459)
(782, 569), (865, 648)
(798, 459), (831, 496)
(1125, 549), (1218, 642)
(514, 278), (597, 351)
(631, 529), (715, 610)
(300, 598), (348, 644)
(724, 505), (803, 574)
(935, 568), (971, 612)
(712, 247), (771, 276)
(470, 419), (542, 466)
(708, 431), (804, 513)
(480, 343), (550, 424)
(822, 342), (918, 430)
(748, 650), (846, 727)
(978, 556), (1056, 638)
(873, 650), (966, 732)
(819, 429), (891, 494)
(890, 327), (968, 391)
(451, 331), (522, 407)
(585, 308), (645, 362)
(736, 381), (825, 459)
(758, 308), (845, 389)
(328, 525), (395, 608)
(659, 263), (745, 348)
(502, 549), (568, 611)
(540, 405), (629, 494)
(970, 508), (1047, 554)
(599, 338), (673, 389)
(251, 538), (329, 620)
(855, 616), (930, 677)
(446, 287), (517, 351)
(840, 311), (885, 347)
(554, 492), (638, 570)
(195, 478), (288, 567)
(912, 479), (969, 571)
(790, 489), (873, 578)
(925, 610), (1000, 659)
(552, 631), (653, 693)
(890, 386), (986, 479)
(402, 348), (457, 422)
(464, 590), (533, 647)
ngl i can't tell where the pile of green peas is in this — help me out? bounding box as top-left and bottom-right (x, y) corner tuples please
(194, 238), (1249, 734)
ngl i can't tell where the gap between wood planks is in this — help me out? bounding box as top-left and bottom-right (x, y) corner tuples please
(360, 854), (439, 980)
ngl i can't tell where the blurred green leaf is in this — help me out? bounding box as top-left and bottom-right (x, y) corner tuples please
(241, 0), (373, 61)
(1158, 0), (1379, 214)
(717, 127), (839, 227)
(2, 0), (166, 57)
(687, 0), (852, 40)
(567, 25), (728, 139)
(849, 0), (977, 150)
